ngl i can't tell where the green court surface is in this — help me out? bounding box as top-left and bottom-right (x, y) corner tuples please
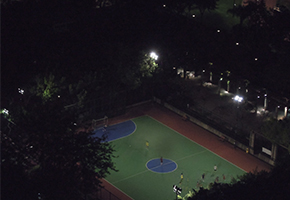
(105, 116), (246, 200)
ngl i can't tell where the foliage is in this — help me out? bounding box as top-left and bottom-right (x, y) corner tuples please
(261, 118), (290, 150)
(139, 53), (159, 78)
(192, 0), (219, 17)
(187, 164), (290, 200)
(227, 2), (259, 26)
(163, 0), (219, 16)
(1, 74), (117, 200)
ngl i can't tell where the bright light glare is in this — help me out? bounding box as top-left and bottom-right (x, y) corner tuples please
(150, 52), (158, 60)
(18, 88), (24, 94)
(2, 108), (9, 115)
(233, 95), (243, 102)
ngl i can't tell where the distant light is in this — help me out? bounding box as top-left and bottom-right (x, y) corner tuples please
(220, 78), (223, 81)
(18, 88), (24, 94)
(173, 67), (176, 69)
(192, 14), (195, 18)
(217, 29), (220, 33)
(236, 42), (239, 46)
(203, 69), (205, 73)
(234, 3), (237, 6)
(255, 58), (258, 61)
(163, 4), (166, 7)
(74, 123), (77, 126)
(257, 95), (260, 98)
(58, 95), (61, 98)
(233, 95), (243, 102)
(264, 94), (267, 97)
(1, 108), (9, 115)
(150, 52), (158, 60)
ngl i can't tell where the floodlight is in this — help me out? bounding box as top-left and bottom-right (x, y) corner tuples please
(233, 95), (243, 102)
(18, 88), (24, 94)
(150, 52), (158, 60)
(2, 108), (9, 115)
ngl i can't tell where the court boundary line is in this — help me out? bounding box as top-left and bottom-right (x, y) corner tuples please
(103, 179), (134, 200)
(106, 114), (246, 198)
(147, 115), (247, 173)
(103, 120), (137, 142)
(112, 150), (208, 184)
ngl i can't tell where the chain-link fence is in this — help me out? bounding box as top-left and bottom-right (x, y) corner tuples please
(164, 95), (250, 146)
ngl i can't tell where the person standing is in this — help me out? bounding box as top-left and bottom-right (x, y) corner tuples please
(201, 173), (205, 182)
(146, 141), (149, 149)
(160, 156), (163, 165)
(214, 165), (217, 171)
(179, 173), (184, 184)
(215, 176), (219, 183)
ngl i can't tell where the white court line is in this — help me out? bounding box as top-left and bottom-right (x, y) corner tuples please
(147, 115), (247, 172)
(112, 150), (207, 184)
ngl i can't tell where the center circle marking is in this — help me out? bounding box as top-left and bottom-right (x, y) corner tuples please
(146, 158), (177, 173)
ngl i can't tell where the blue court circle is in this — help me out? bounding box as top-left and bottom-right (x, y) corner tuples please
(146, 158), (177, 173)
(92, 120), (136, 142)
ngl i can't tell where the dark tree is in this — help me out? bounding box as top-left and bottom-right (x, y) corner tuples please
(192, 0), (219, 20)
(1, 74), (117, 200)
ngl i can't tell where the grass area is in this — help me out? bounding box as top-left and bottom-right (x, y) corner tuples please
(106, 116), (245, 199)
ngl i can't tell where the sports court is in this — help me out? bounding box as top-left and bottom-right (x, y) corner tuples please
(93, 103), (271, 200)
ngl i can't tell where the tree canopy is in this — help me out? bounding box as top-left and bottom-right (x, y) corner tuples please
(1, 74), (117, 200)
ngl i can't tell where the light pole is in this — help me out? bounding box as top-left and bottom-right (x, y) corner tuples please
(264, 93), (268, 110)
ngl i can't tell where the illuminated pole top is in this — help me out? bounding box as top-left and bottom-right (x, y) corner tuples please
(150, 52), (158, 60)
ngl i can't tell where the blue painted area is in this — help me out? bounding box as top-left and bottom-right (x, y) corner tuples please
(92, 120), (136, 142)
(146, 158), (177, 173)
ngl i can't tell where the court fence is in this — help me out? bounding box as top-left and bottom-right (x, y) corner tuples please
(152, 96), (282, 166)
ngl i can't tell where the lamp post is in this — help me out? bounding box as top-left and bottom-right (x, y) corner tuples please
(234, 95), (243, 130)
(263, 93), (268, 110)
